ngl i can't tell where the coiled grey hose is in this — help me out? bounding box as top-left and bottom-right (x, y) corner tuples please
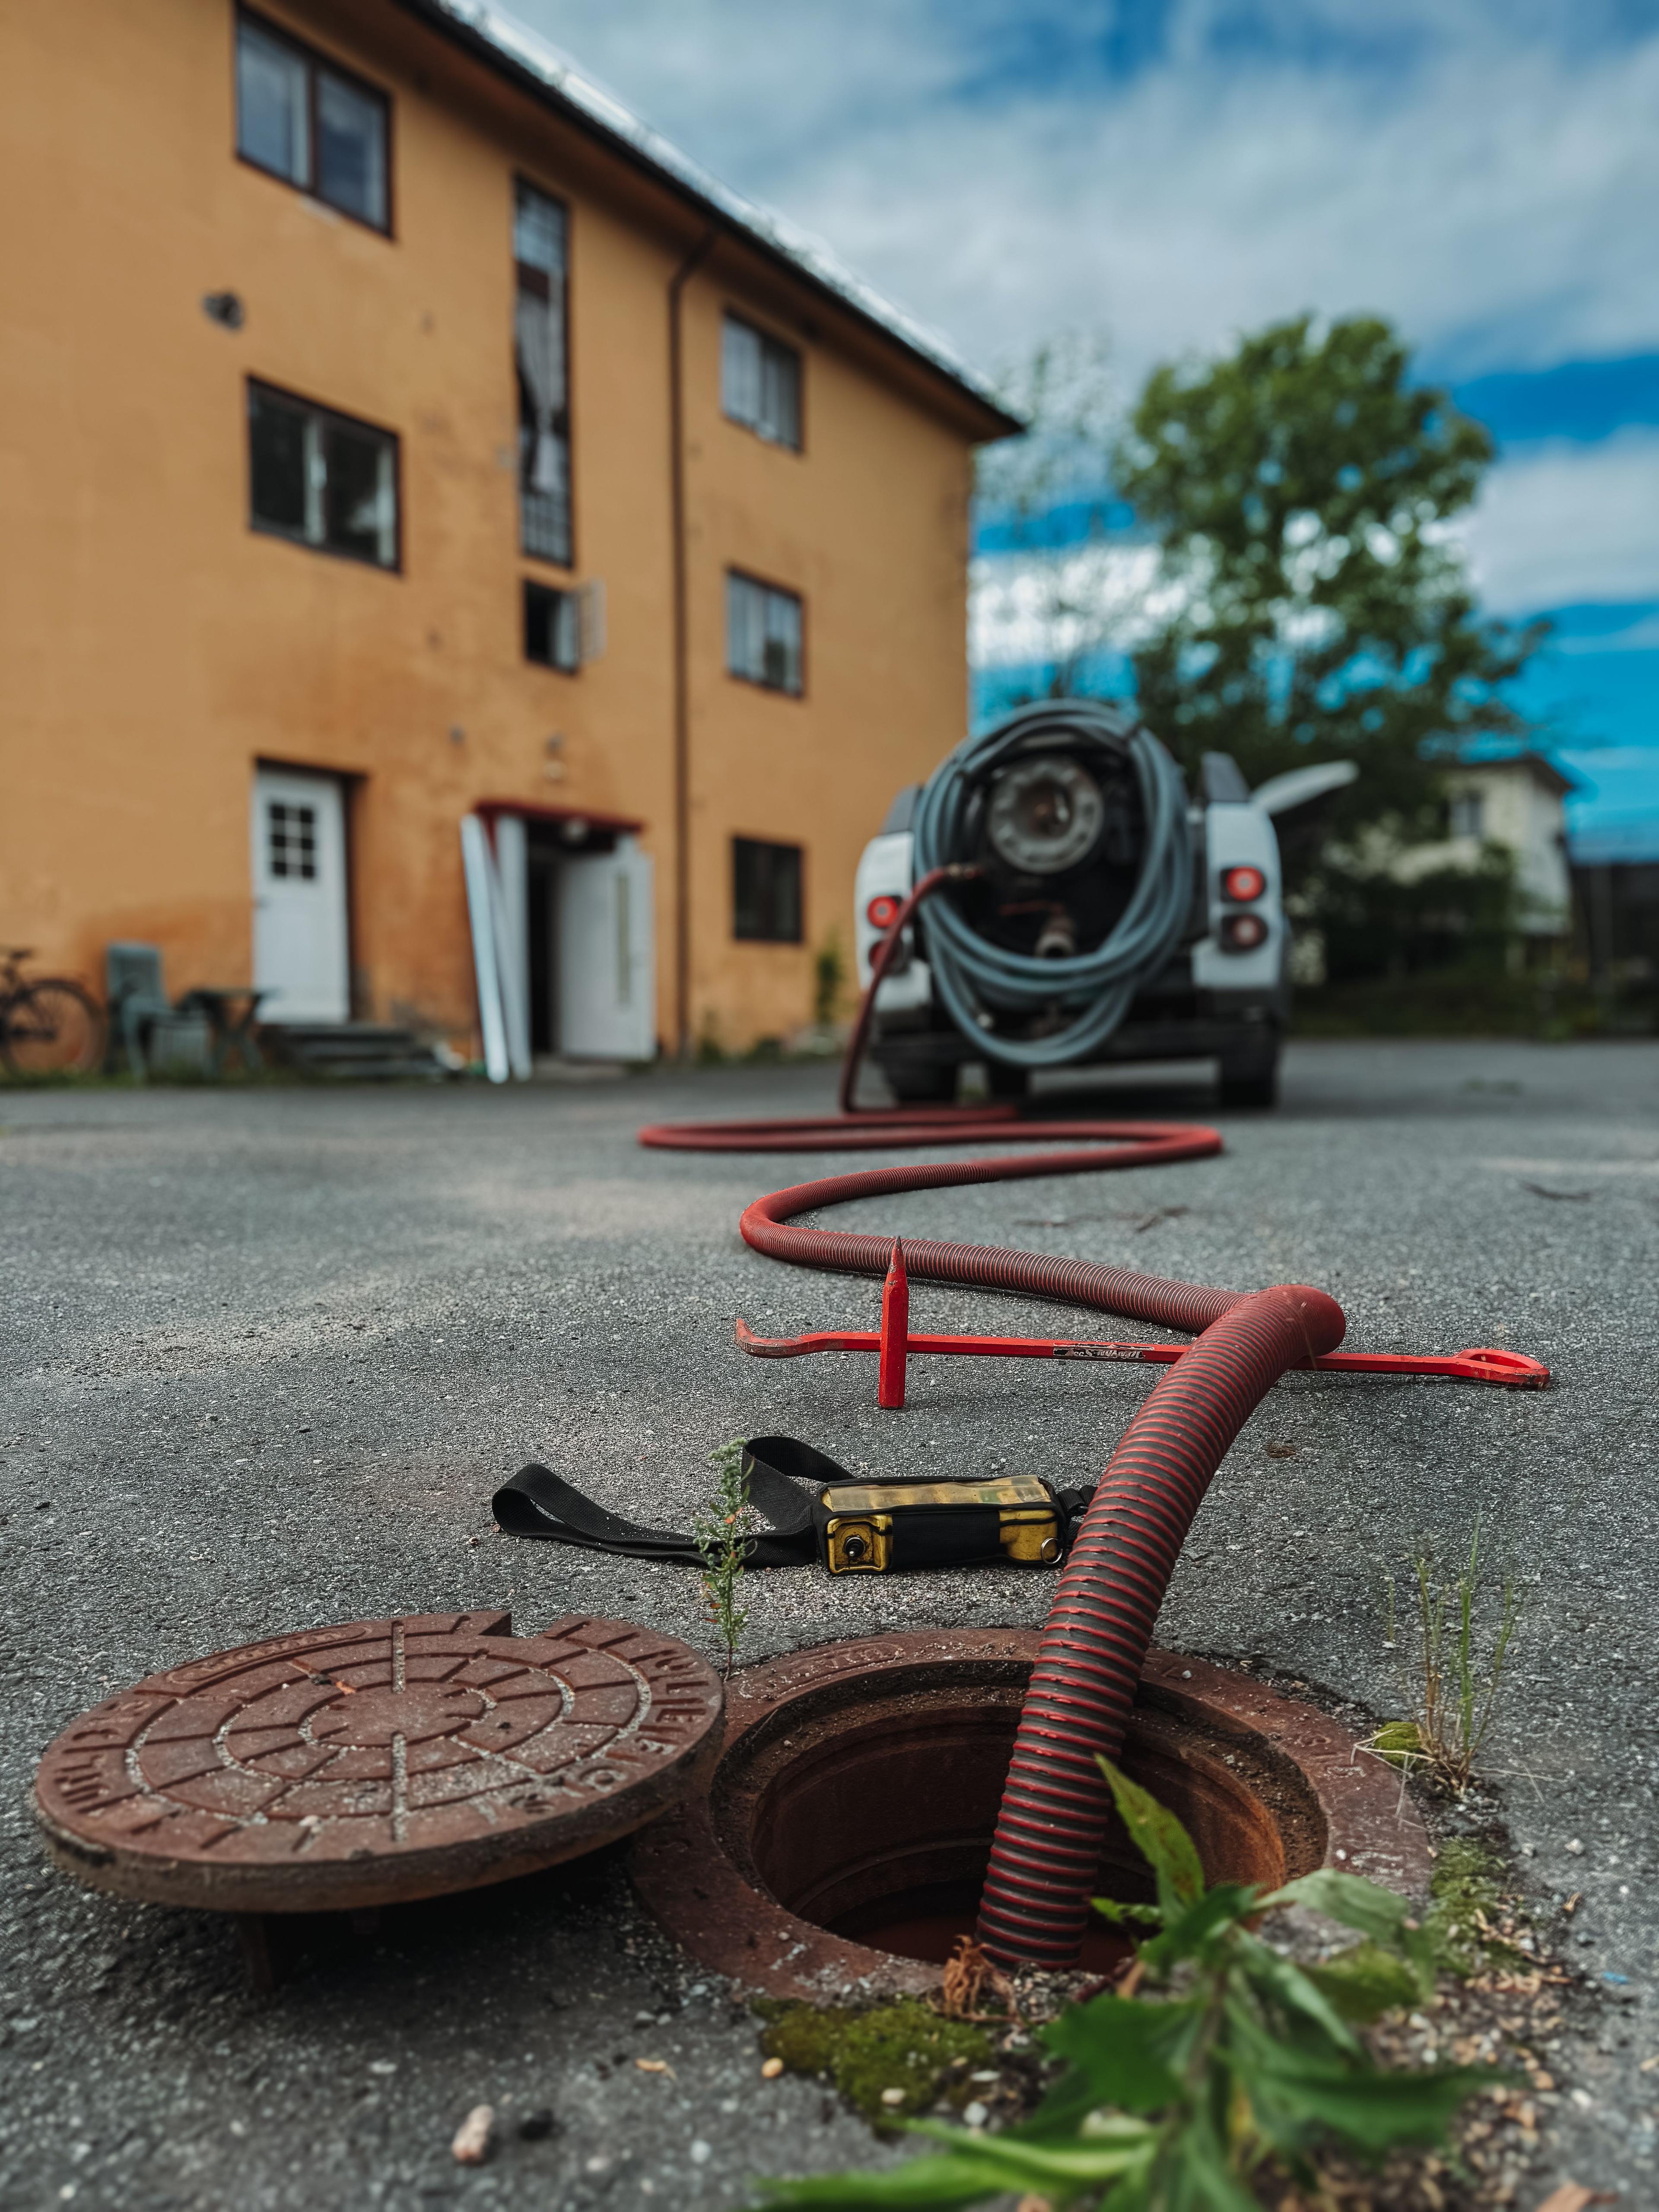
(910, 701), (1193, 1068)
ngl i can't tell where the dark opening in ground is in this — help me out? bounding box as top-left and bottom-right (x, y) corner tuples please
(712, 1655), (1323, 1971)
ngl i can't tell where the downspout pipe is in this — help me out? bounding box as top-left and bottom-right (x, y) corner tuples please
(669, 227), (719, 1061)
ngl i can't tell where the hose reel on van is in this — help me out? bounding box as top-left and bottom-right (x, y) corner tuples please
(855, 699), (1318, 1108)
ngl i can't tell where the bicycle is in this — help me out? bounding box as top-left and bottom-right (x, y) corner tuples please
(0, 948), (107, 1078)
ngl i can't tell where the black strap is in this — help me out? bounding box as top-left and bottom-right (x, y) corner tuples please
(492, 1435), (847, 1567)
(493, 1437), (1099, 1570)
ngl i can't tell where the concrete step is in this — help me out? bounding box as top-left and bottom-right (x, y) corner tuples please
(264, 1023), (451, 1081)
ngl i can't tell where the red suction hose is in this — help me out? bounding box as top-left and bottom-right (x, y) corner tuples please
(639, 871), (1443, 1964)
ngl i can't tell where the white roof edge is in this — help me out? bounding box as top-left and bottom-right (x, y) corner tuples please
(413, 0), (1016, 426)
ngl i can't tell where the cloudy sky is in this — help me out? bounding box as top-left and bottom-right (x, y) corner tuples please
(516, 0), (1659, 851)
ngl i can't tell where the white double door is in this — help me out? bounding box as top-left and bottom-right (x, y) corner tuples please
(557, 844), (655, 1059)
(251, 768), (350, 1023)
(491, 817), (655, 1062)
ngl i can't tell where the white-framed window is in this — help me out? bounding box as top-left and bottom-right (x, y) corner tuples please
(721, 314), (802, 450)
(1449, 791), (1484, 840)
(248, 381), (398, 569)
(727, 572), (804, 696)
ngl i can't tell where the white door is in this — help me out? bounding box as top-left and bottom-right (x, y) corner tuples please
(252, 769), (350, 1023)
(557, 840), (655, 1060)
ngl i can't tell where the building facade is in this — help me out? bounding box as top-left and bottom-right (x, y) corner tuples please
(1396, 752), (1576, 947)
(4, 0), (1014, 1060)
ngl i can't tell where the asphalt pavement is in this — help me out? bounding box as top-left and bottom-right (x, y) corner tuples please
(1, 1041), (1655, 2210)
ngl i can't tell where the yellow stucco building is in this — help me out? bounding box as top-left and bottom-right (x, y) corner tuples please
(4, 0), (1014, 1061)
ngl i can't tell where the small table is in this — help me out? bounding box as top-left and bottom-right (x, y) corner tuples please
(177, 988), (270, 1076)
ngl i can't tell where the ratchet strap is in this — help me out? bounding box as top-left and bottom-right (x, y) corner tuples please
(492, 1436), (1096, 1572)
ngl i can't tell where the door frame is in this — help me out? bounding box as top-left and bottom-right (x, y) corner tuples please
(475, 800), (647, 1066)
(255, 758), (364, 1018)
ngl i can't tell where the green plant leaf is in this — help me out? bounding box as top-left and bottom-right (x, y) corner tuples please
(1233, 2038), (1497, 2155)
(1137, 1883), (1259, 1972)
(753, 2150), (1036, 2208)
(1303, 1939), (1422, 2022)
(759, 2112), (1160, 2207)
(1263, 1867), (1413, 1942)
(1233, 1934), (1363, 2056)
(1039, 1992), (1186, 2112)
(1098, 1756), (1204, 1913)
(1154, 2113), (1262, 2212)
(1091, 1896), (1165, 1927)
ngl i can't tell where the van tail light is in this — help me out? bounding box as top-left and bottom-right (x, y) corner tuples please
(864, 894), (904, 931)
(1219, 912), (1268, 952)
(1220, 864), (1267, 903)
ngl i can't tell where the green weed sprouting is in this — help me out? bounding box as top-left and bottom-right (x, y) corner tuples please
(814, 932), (846, 1028)
(1377, 1518), (1523, 1794)
(695, 1438), (755, 1679)
(759, 1760), (1494, 2209)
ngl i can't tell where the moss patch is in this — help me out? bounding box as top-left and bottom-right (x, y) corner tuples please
(757, 1999), (996, 2124)
(1426, 1837), (1528, 1977)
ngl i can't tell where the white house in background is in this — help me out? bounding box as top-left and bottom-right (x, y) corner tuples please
(1396, 750), (1578, 940)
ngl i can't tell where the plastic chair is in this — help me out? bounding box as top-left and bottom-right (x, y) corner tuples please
(105, 943), (174, 1081)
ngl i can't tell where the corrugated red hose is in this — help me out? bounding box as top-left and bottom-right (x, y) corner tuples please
(639, 867), (1347, 1965)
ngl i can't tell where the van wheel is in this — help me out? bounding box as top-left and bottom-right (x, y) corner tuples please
(1217, 1047), (1280, 1109)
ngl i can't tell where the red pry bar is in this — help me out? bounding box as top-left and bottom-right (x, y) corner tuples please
(734, 1271), (1549, 1412)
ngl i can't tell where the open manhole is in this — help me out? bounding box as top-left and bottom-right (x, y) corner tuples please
(631, 1628), (1429, 2002)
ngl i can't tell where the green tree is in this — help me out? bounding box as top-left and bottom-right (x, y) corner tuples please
(1113, 313), (1544, 846)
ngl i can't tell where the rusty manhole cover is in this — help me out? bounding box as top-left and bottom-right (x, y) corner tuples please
(35, 1609), (723, 1915)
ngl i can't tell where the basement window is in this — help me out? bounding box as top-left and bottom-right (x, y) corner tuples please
(235, 11), (390, 232)
(727, 572), (804, 696)
(722, 315), (802, 450)
(248, 381), (399, 568)
(524, 579), (580, 672)
(515, 181), (572, 567)
(733, 838), (803, 944)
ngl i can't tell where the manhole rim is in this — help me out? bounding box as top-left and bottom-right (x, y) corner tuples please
(629, 1628), (1431, 2002)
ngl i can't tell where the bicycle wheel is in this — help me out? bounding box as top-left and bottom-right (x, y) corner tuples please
(0, 979), (106, 1077)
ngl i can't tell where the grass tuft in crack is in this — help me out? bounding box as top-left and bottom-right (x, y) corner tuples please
(757, 1760), (1494, 2208)
(695, 1437), (754, 1678)
(1375, 1517), (1523, 1794)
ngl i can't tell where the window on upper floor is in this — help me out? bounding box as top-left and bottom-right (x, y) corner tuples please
(733, 839), (804, 944)
(523, 579), (580, 672)
(235, 11), (390, 232)
(1449, 791), (1484, 839)
(248, 381), (399, 569)
(727, 572), (804, 696)
(515, 181), (572, 567)
(721, 314), (802, 449)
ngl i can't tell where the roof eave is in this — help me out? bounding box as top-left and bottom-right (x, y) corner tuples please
(388, 0), (1024, 443)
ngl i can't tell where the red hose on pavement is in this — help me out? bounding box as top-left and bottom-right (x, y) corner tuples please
(639, 869), (1354, 1965)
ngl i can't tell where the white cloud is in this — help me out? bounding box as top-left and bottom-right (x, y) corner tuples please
(1452, 431), (1659, 614)
(973, 427), (1659, 663)
(512, 0), (1659, 389)
(971, 542), (1160, 667)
